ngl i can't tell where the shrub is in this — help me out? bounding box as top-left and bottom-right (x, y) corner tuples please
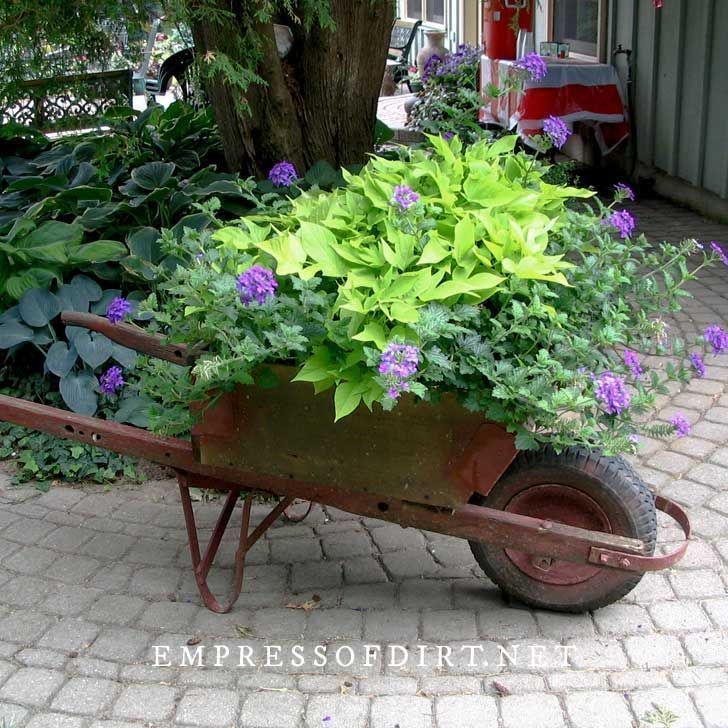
(140, 135), (722, 452)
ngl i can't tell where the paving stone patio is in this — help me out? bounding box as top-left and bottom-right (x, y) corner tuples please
(0, 197), (726, 727)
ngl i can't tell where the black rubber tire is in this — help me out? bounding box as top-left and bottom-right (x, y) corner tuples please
(469, 446), (657, 613)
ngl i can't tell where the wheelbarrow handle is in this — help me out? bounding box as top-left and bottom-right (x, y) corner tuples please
(588, 495), (691, 573)
(61, 312), (201, 366)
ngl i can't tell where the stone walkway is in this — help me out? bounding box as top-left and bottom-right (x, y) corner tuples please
(0, 198), (726, 727)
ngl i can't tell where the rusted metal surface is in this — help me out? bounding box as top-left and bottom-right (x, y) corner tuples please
(177, 471), (294, 613)
(61, 312), (200, 366)
(193, 366), (518, 509)
(588, 496), (691, 573)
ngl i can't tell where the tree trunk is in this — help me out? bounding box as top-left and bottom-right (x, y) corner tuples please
(188, 0), (394, 178)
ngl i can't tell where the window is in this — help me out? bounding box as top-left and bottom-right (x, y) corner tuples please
(405, 0), (445, 26)
(552, 0), (601, 59)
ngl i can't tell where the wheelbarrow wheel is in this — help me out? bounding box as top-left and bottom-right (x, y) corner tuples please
(469, 446), (657, 613)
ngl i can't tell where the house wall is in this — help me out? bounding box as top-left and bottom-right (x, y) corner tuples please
(606, 0), (728, 215)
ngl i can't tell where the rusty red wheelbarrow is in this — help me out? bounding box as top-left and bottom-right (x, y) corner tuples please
(0, 313), (690, 614)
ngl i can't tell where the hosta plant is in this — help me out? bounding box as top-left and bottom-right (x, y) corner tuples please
(140, 135), (724, 453)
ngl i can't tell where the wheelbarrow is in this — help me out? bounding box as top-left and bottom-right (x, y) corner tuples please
(0, 312), (691, 614)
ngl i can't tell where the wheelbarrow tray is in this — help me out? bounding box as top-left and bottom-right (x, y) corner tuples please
(0, 313), (691, 613)
(192, 365), (517, 509)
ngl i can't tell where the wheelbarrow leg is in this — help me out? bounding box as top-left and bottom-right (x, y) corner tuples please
(177, 472), (294, 613)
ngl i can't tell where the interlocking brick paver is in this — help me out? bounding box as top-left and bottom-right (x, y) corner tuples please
(371, 695), (431, 728)
(305, 695), (370, 728)
(630, 688), (703, 728)
(436, 695), (498, 728)
(239, 691), (302, 728)
(0, 667), (65, 707)
(113, 684), (176, 721)
(39, 619), (99, 652)
(501, 693), (566, 728)
(565, 691), (633, 728)
(51, 677), (118, 715)
(26, 714), (85, 728)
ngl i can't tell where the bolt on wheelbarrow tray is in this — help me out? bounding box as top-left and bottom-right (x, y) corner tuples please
(0, 313), (690, 614)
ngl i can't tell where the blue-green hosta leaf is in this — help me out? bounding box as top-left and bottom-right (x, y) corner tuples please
(130, 161), (175, 190)
(46, 341), (78, 377)
(90, 289), (122, 316)
(0, 321), (34, 349)
(18, 289), (60, 327)
(74, 331), (113, 368)
(59, 371), (98, 415)
(111, 342), (137, 368)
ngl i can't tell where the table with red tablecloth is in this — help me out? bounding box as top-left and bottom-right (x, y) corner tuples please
(479, 56), (630, 155)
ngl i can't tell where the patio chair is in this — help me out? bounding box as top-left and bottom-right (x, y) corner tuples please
(388, 19), (422, 92)
(145, 47), (195, 103)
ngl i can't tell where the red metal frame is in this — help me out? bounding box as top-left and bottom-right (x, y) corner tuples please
(0, 314), (691, 613)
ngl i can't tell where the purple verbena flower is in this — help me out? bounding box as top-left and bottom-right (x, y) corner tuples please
(594, 371), (631, 415)
(690, 352), (706, 378)
(379, 343), (420, 400)
(628, 433), (640, 444)
(99, 365), (125, 395)
(670, 413), (691, 438)
(603, 209), (636, 239)
(422, 54), (442, 82)
(268, 161), (298, 187)
(710, 242), (728, 266)
(704, 325), (728, 355)
(236, 265), (278, 306)
(623, 349), (644, 379)
(515, 52), (548, 81)
(391, 184), (420, 212)
(443, 131), (455, 141)
(542, 115), (570, 149)
(106, 296), (133, 325)
(614, 182), (636, 201)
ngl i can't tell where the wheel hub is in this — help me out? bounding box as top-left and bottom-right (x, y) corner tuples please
(504, 483), (613, 585)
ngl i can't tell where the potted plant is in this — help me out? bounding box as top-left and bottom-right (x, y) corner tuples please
(77, 137), (728, 608)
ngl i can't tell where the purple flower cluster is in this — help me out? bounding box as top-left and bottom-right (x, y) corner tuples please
(268, 161), (298, 187)
(421, 54), (442, 82)
(423, 44), (480, 83)
(99, 366), (125, 395)
(710, 242), (728, 266)
(106, 296), (133, 325)
(379, 343), (420, 400)
(542, 116), (570, 149)
(594, 371), (631, 415)
(604, 209), (636, 239)
(623, 349), (644, 378)
(690, 352), (706, 378)
(514, 52), (548, 82)
(391, 184), (420, 212)
(614, 183), (636, 201)
(670, 413), (691, 438)
(236, 265), (278, 306)
(704, 325), (728, 355)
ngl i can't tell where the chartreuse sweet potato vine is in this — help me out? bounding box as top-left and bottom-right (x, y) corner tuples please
(140, 135), (725, 453)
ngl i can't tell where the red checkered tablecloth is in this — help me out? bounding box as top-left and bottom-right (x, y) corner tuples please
(479, 56), (630, 155)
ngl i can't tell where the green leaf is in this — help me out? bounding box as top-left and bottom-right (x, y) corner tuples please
(293, 347), (333, 383)
(131, 161), (175, 190)
(454, 217), (475, 263)
(352, 322), (387, 349)
(257, 233), (307, 275)
(69, 240), (127, 264)
(74, 331), (113, 368)
(389, 301), (420, 323)
(59, 371), (98, 415)
(18, 289), (60, 327)
(0, 321), (34, 349)
(46, 341), (78, 377)
(334, 380), (363, 421)
(126, 227), (161, 262)
(113, 396), (150, 427)
(297, 222), (348, 276)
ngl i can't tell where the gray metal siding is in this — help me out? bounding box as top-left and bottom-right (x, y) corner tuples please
(609, 0), (728, 201)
